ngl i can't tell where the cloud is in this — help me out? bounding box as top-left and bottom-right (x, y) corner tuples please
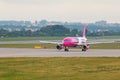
(0, 0), (120, 22)
(1, 0), (66, 5)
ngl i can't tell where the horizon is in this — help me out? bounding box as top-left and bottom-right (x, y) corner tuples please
(0, 19), (120, 24)
(0, 0), (120, 23)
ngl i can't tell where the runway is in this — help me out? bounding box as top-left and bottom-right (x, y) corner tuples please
(0, 48), (120, 57)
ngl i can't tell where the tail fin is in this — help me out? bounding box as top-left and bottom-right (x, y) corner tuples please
(82, 24), (86, 37)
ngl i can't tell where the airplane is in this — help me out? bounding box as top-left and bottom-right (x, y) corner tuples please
(40, 24), (89, 51)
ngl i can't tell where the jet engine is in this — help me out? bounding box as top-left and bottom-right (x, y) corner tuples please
(82, 44), (89, 51)
(56, 44), (62, 50)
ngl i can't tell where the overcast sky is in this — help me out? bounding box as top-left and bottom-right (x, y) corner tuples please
(0, 0), (120, 23)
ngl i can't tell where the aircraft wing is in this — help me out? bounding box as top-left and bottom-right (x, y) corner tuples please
(88, 41), (114, 44)
(40, 39), (120, 45)
(40, 40), (62, 44)
(87, 39), (120, 44)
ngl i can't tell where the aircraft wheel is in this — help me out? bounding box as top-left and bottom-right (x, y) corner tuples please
(82, 48), (86, 51)
(82, 45), (87, 51)
(65, 47), (69, 51)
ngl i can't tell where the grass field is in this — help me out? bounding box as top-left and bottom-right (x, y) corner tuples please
(0, 36), (119, 49)
(0, 36), (119, 79)
(0, 44), (56, 48)
(0, 37), (64, 41)
(0, 36), (120, 41)
(0, 57), (120, 80)
(0, 43), (119, 49)
(90, 43), (120, 49)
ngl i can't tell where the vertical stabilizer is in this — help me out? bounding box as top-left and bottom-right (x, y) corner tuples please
(82, 24), (86, 37)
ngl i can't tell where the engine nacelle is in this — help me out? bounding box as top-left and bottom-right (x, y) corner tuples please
(82, 44), (89, 51)
(86, 44), (90, 49)
(56, 44), (62, 50)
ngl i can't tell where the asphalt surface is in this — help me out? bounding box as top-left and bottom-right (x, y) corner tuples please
(0, 48), (120, 57)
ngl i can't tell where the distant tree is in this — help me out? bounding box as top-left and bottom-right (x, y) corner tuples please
(0, 29), (9, 37)
(70, 29), (78, 36)
(40, 25), (70, 36)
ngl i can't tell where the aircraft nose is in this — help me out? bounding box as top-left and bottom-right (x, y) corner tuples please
(63, 42), (70, 46)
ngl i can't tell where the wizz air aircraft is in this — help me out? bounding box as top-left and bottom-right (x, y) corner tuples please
(40, 24), (89, 51)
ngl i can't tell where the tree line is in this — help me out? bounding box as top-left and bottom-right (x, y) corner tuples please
(0, 25), (120, 37)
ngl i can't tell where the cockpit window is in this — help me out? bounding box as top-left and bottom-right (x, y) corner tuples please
(64, 39), (71, 42)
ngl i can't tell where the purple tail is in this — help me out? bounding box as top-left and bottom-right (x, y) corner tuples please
(82, 24), (86, 37)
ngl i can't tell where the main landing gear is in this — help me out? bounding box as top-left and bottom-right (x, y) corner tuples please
(64, 47), (69, 51)
(82, 45), (87, 51)
(56, 45), (69, 52)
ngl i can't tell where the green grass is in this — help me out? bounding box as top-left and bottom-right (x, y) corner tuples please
(0, 44), (56, 48)
(88, 36), (120, 39)
(0, 57), (120, 80)
(0, 36), (120, 49)
(0, 36), (120, 41)
(90, 43), (120, 49)
(0, 37), (64, 41)
(0, 43), (119, 49)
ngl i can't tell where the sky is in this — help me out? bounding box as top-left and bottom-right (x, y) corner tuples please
(0, 0), (120, 23)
